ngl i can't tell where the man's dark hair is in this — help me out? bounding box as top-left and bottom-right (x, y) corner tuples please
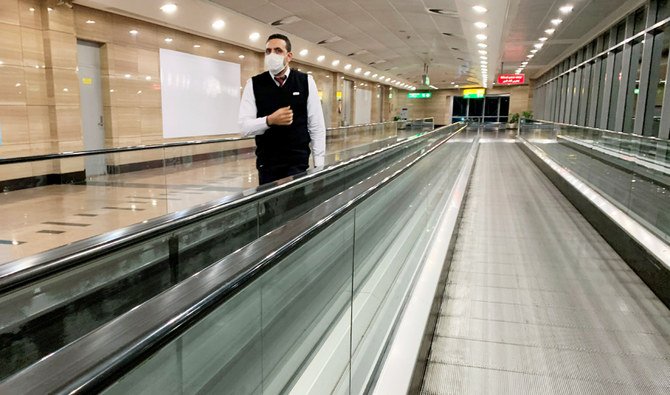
(267, 33), (292, 52)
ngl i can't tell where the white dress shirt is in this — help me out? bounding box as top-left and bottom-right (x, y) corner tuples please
(238, 67), (326, 167)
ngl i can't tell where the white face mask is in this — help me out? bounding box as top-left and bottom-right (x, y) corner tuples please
(265, 53), (286, 75)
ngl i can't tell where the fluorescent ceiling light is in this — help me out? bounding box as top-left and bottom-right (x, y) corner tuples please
(474, 22), (487, 29)
(299, 49), (309, 56)
(476, 34), (487, 40)
(212, 20), (225, 30)
(317, 55), (325, 62)
(332, 60), (340, 66)
(479, 50), (487, 55)
(551, 19), (563, 26)
(160, 3), (177, 14)
(345, 64), (352, 70)
(129, 30), (139, 35)
(539, 37), (548, 42)
(545, 28), (555, 34)
(473, 5), (487, 14)
(249, 32), (260, 41)
(478, 43), (488, 48)
(355, 67), (362, 73)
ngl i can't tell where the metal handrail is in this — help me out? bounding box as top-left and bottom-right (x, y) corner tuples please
(0, 123), (458, 294)
(0, 121), (404, 165)
(0, 123), (466, 395)
(530, 119), (670, 143)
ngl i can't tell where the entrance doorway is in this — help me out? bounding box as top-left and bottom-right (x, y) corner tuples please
(452, 95), (510, 123)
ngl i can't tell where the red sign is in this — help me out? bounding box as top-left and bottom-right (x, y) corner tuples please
(497, 74), (526, 85)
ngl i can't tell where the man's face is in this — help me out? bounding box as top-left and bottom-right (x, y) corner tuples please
(265, 38), (293, 65)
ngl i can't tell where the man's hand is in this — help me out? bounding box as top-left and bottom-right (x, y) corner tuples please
(267, 106), (293, 126)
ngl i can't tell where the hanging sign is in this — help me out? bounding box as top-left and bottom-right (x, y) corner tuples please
(497, 74), (526, 85)
(463, 88), (485, 98)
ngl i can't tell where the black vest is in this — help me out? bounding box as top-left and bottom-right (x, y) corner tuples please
(252, 70), (311, 168)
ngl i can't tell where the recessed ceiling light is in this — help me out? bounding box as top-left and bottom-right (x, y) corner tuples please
(478, 43), (488, 48)
(193, 44), (201, 48)
(47, 7), (53, 12)
(345, 64), (352, 70)
(239, 55), (245, 59)
(545, 28), (556, 34)
(86, 20), (95, 24)
(479, 50), (488, 55)
(160, 3), (177, 14)
(29, 7), (35, 12)
(379, 75), (385, 80)
(212, 20), (225, 30)
(386, 77), (391, 82)
(332, 60), (340, 66)
(539, 37), (548, 42)
(299, 49), (309, 56)
(218, 50), (225, 54)
(551, 19), (563, 26)
(364, 71), (371, 76)
(164, 37), (173, 43)
(476, 34), (487, 40)
(317, 55), (325, 62)
(521, 61), (528, 65)
(473, 5), (487, 14)
(249, 32), (260, 41)
(474, 22), (487, 29)
(534, 43), (544, 49)
(129, 30), (139, 35)
(480, 56), (487, 60)
(481, 60), (488, 64)
(560, 5), (574, 14)
(530, 49), (538, 53)
(527, 54), (535, 58)
(355, 67), (362, 74)
(372, 74), (378, 78)
(124, 74), (131, 78)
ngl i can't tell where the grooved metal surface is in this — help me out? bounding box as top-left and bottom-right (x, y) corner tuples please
(421, 138), (670, 394)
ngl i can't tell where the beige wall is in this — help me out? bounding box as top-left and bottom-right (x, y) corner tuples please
(0, 0), (400, 166)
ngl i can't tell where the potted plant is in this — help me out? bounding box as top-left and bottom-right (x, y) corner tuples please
(507, 113), (520, 129)
(521, 111), (534, 121)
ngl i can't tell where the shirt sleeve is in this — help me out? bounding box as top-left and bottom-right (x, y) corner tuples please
(238, 78), (270, 137)
(307, 75), (326, 167)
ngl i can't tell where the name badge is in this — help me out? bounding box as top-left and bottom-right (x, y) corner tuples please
(293, 92), (300, 96)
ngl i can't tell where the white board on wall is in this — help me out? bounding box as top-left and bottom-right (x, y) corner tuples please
(159, 48), (241, 138)
(354, 88), (372, 125)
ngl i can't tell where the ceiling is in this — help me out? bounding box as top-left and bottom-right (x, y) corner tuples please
(75, 0), (645, 89)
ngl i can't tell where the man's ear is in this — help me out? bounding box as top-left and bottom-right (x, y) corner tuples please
(286, 52), (293, 64)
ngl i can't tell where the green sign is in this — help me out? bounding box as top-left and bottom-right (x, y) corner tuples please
(408, 92), (432, 99)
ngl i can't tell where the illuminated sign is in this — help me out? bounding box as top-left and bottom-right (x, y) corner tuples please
(336, 91), (342, 100)
(408, 92), (432, 99)
(497, 74), (526, 85)
(463, 88), (486, 98)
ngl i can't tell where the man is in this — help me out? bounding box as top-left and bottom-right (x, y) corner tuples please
(239, 33), (326, 185)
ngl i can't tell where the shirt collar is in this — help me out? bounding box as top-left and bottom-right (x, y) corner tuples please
(270, 67), (290, 80)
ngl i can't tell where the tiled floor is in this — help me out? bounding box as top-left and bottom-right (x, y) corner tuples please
(0, 131), (400, 264)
